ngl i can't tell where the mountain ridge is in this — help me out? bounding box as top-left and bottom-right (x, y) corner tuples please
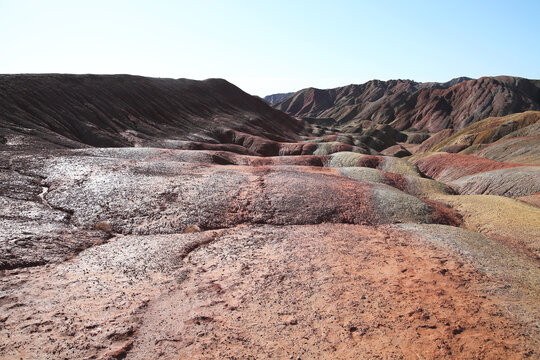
(273, 76), (540, 132)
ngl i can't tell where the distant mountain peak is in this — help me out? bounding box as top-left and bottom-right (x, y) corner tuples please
(263, 92), (294, 105)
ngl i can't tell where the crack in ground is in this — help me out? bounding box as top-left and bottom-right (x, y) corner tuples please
(38, 186), (53, 209)
(6, 159), (74, 220)
(254, 167), (276, 222)
(181, 232), (221, 262)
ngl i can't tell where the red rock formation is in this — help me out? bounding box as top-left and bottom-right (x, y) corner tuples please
(423, 111), (540, 157)
(414, 153), (526, 182)
(414, 153), (540, 197)
(276, 77), (540, 132)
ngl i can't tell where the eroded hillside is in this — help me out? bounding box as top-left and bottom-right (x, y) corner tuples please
(274, 76), (540, 132)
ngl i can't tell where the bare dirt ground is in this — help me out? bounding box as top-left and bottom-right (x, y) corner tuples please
(0, 147), (539, 359)
(1, 224), (538, 359)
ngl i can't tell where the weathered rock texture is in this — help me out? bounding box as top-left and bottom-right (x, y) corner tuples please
(420, 111), (540, 163)
(1, 148), (458, 270)
(1, 224), (539, 359)
(414, 153), (540, 197)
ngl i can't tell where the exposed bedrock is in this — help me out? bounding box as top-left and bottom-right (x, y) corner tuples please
(1, 148), (462, 270)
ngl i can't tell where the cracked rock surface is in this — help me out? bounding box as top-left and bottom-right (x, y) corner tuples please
(2, 148), (455, 270)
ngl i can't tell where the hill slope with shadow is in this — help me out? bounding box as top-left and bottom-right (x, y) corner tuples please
(0, 74), (305, 150)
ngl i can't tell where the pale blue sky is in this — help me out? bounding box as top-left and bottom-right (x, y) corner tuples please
(1, 0), (539, 96)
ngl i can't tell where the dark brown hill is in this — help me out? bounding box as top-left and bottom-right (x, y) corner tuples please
(275, 76), (540, 132)
(0, 74), (305, 150)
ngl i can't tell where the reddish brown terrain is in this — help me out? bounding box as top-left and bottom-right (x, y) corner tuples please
(274, 76), (540, 132)
(1, 74), (539, 359)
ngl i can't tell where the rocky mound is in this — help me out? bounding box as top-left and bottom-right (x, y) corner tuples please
(474, 135), (540, 165)
(303, 123), (408, 153)
(380, 144), (412, 157)
(275, 76), (540, 132)
(327, 152), (421, 176)
(1, 148), (462, 270)
(450, 166), (540, 198)
(431, 195), (540, 260)
(337, 167), (454, 198)
(426, 111), (540, 152)
(415, 129), (454, 153)
(414, 153), (540, 198)
(414, 153), (526, 183)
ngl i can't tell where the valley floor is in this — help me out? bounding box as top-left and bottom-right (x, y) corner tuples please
(1, 147), (539, 359)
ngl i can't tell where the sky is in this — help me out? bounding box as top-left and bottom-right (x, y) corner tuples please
(1, 0), (539, 96)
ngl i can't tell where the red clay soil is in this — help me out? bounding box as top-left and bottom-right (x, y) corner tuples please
(129, 225), (535, 359)
(354, 154), (383, 168)
(381, 171), (408, 192)
(1, 224), (537, 359)
(422, 199), (463, 227)
(414, 153), (527, 181)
